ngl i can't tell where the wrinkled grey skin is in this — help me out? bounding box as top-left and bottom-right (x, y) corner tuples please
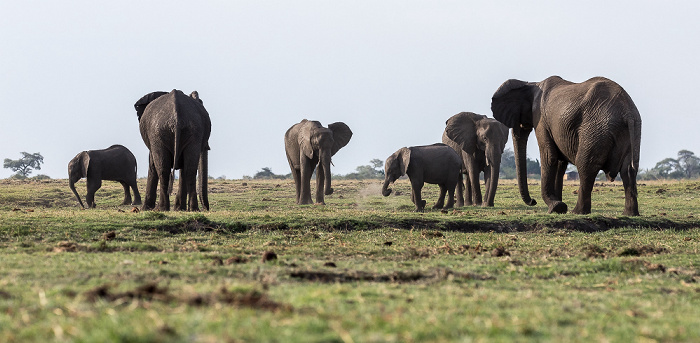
(491, 76), (641, 215)
(382, 143), (462, 212)
(134, 89), (211, 211)
(68, 144), (141, 208)
(442, 112), (509, 207)
(284, 119), (352, 205)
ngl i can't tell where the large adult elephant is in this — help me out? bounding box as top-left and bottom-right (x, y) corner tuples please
(68, 144), (141, 208)
(442, 112), (509, 207)
(134, 89), (211, 211)
(491, 76), (642, 215)
(284, 119), (352, 205)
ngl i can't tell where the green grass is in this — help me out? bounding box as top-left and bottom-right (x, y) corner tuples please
(0, 178), (699, 342)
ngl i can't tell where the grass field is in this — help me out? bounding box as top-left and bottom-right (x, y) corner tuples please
(0, 177), (699, 342)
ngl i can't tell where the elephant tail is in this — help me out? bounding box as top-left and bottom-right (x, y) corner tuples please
(626, 109), (641, 173)
(169, 124), (182, 196)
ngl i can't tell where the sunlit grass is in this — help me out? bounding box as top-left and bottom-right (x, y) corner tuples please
(0, 178), (698, 342)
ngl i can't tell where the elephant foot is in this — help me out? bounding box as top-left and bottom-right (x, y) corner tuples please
(432, 203), (444, 210)
(324, 188), (334, 196)
(548, 201), (568, 214)
(623, 208), (640, 216)
(132, 200), (142, 206)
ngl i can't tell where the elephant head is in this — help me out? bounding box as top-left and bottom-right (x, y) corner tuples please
(134, 91), (168, 121)
(444, 112), (509, 206)
(381, 147), (410, 196)
(491, 79), (539, 206)
(68, 151), (89, 208)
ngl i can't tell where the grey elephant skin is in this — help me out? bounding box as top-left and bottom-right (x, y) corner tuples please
(68, 144), (141, 208)
(382, 143), (462, 212)
(491, 76), (642, 215)
(284, 119), (352, 205)
(443, 112), (509, 207)
(134, 90), (211, 211)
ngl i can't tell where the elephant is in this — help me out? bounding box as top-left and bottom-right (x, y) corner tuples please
(284, 119), (352, 205)
(381, 143), (462, 212)
(134, 89), (211, 211)
(68, 144), (141, 208)
(442, 112), (509, 207)
(491, 76), (642, 215)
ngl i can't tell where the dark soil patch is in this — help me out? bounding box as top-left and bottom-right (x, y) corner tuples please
(261, 251), (278, 262)
(84, 283), (171, 303)
(83, 283), (290, 312)
(618, 245), (669, 257)
(289, 268), (493, 284)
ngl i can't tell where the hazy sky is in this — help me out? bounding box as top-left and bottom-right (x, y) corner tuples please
(1, 1), (698, 179)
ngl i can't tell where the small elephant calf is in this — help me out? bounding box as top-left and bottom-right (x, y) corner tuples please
(68, 144), (141, 208)
(381, 143), (462, 212)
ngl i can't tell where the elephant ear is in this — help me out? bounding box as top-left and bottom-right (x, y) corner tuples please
(298, 123), (315, 160)
(491, 79), (531, 128)
(134, 91), (168, 121)
(444, 112), (480, 155)
(81, 152), (90, 177)
(399, 147), (411, 176)
(328, 122), (353, 156)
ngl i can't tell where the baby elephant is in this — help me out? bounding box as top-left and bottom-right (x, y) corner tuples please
(68, 144), (141, 208)
(381, 143), (462, 212)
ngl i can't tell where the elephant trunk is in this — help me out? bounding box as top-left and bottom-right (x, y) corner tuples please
(513, 126), (537, 206)
(198, 148), (209, 210)
(484, 161), (500, 206)
(322, 151), (333, 196)
(381, 177), (392, 197)
(69, 178), (85, 209)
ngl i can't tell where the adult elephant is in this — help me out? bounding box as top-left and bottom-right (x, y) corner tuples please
(284, 119), (352, 205)
(68, 144), (141, 208)
(134, 89), (211, 211)
(491, 76), (641, 215)
(442, 112), (509, 207)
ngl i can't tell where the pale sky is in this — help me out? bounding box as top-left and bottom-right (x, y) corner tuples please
(1, 1), (698, 179)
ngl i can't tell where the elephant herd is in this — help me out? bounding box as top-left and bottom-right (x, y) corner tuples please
(69, 75), (642, 216)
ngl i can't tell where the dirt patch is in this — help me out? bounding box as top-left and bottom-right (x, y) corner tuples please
(618, 245), (669, 257)
(289, 268), (493, 284)
(83, 283), (291, 312)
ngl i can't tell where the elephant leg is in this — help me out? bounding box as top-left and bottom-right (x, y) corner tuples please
(142, 155), (159, 210)
(554, 160), (568, 202)
(155, 153), (173, 211)
(410, 180), (426, 212)
(120, 182), (132, 205)
(483, 167), (491, 206)
(444, 182), (455, 209)
(620, 164), (640, 216)
(433, 185), (446, 209)
(85, 178), (102, 209)
(185, 155), (200, 211)
(572, 166), (596, 215)
(286, 155), (301, 204)
(467, 166), (482, 206)
(130, 180), (142, 206)
(463, 172), (473, 206)
(174, 172), (186, 211)
(539, 147), (567, 214)
(315, 162), (325, 205)
(455, 172), (464, 208)
(298, 157), (315, 205)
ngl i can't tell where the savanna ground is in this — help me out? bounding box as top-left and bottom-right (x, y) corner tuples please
(0, 177), (699, 342)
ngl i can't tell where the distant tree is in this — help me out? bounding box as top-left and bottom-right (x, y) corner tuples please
(499, 148), (540, 179)
(253, 167), (287, 179)
(677, 150), (700, 179)
(3, 152), (44, 178)
(342, 159), (384, 179)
